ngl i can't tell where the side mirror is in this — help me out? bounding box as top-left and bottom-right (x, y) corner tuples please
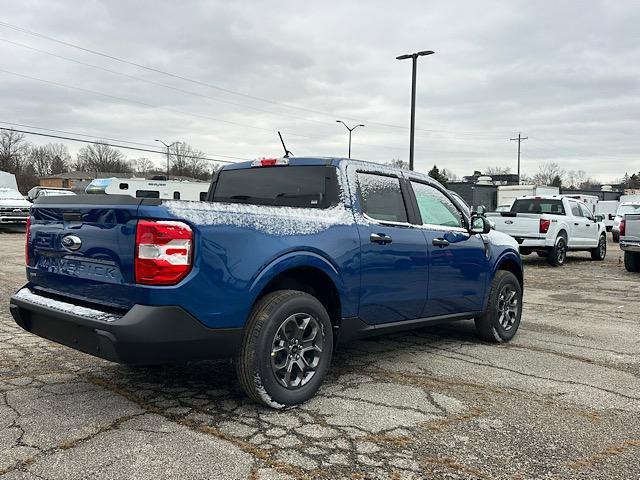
(470, 214), (491, 234)
(474, 205), (486, 216)
(595, 214), (604, 223)
(609, 214), (615, 220)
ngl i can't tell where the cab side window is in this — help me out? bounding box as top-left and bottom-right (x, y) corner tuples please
(356, 172), (408, 223)
(410, 181), (463, 228)
(579, 203), (592, 218)
(569, 201), (581, 217)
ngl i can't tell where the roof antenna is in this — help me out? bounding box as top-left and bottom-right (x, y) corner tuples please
(278, 131), (293, 158)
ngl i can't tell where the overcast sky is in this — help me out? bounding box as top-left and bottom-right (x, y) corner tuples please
(0, 0), (639, 181)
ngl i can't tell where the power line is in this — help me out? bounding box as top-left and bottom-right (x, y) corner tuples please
(0, 126), (237, 164)
(0, 121), (250, 160)
(0, 20), (505, 138)
(0, 67), (313, 138)
(0, 36), (337, 131)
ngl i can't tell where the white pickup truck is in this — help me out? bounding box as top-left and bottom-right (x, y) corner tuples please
(487, 196), (607, 266)
(620, 213), (640, 272)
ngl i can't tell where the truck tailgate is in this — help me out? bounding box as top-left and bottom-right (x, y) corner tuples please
(27, 195), (148, 310)
(487, 213), (542, 237)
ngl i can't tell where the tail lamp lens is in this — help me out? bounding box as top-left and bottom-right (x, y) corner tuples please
(620, 218), (625, 236)
(539, 218), (551, 234)
(135, 220), (193, 285)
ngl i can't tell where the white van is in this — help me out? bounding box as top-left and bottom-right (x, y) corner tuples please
(86, 178), (209, 201)
(595, 200), (619, 231)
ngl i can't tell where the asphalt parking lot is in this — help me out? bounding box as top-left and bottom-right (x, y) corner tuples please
(1, 229), (639, 480)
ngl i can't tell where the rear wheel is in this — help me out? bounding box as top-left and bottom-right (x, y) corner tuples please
(590, 234), (607, 261)
(547, 235), (567, 266)
(474, 271), (522, 343)
(235, 290), (333, 408)
(624, 251), (640, 272)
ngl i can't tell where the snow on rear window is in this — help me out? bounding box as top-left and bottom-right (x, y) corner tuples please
(164, 201), (354, 236)
(14, 288), (121, 323)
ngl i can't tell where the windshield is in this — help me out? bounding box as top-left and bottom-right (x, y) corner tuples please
(213, 166), (340, 209)
(511, 198), (565, 215)
(0, 188), (25, 200)
(618, 204), (640, 215)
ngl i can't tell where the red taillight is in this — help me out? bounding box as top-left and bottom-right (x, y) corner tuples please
(539, 218), (551, 234)
(135, 220), (193, 285)
(25, 216), (31, 266)
(620, 218), (625, 236)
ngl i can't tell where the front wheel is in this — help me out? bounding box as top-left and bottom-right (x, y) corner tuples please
(590, 234), (607, 261)
(475, 271), (523, 343)
(624, 251), (640, 272)
(235, 290), (333, 408)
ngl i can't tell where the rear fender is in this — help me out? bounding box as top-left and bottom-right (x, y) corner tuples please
(248, 250), (347, 312)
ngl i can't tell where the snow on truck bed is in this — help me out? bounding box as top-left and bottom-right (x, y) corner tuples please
(164, 201), (354, 236)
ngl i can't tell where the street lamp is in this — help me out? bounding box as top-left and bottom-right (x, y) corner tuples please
(396, 50), (434, 171)
(155, 139), (176, 180)
(336, 120), (365, 159)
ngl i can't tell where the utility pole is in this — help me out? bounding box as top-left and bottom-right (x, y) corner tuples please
(510, 133), (528, 184)
(396, 50), (434, 170)
(154, 139), (177, 180)
(335, 121), (364, 158)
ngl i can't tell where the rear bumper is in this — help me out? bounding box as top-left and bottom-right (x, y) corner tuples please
(0, 215), (28, 224)
(620, 240), (640, 253)
(9, 286), (243, 365)
(513, 236), (553, 250)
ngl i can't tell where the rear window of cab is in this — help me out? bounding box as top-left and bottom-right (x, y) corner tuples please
(212, 166), (340, 209)
(511, 199), (565, 215)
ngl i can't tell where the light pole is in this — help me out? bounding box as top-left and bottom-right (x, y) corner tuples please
(336, 120), (364, 159)
(155, 139), (176, 180)
(396, 50), (434, 171)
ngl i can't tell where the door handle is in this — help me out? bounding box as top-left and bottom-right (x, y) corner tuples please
(574, 222), (579, 226)
(432, 238), (450, 248)
(370, 233), (393, 245)
(586, 224), (591, 227)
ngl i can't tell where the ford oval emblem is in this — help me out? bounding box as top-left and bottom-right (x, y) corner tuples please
(61, 235), (82, 251)
(505, 220), (514, 224)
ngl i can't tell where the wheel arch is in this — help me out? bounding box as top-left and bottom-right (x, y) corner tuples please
(249, 252), (345, 328)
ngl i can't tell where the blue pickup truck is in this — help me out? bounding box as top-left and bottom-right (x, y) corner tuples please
(10, 157), (523, 408)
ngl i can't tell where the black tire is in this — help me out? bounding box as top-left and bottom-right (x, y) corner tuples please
(536, 251), (549, 258)
(547, 235), (567, 267)
(474, 271), (522, 343)
(612, 231), (619, 243)
(624, 251), (640, 273)
(590, 234), (607, 261)
(235, 290), (333, 409)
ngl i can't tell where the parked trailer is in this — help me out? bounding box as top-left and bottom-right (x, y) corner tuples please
(595, 200), (620, 231)
(495, 185), (559, 212)
(86, 178), (209, 201)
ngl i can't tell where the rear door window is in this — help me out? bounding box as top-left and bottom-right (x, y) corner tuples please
(213, 166), (339, 209)
(569, 201), (581, 216)
(357, 172), (408, 223)
(578, 203), (592, 218)
(511, 199), (566, 215)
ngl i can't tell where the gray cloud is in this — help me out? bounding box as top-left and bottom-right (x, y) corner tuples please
(0, 0), (638, 181)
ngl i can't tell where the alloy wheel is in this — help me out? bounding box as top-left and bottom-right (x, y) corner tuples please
(270, 313), (324, 389)
(497, 285), (519, 331)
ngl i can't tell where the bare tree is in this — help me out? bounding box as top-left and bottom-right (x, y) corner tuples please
(0, 130), (28, 173)
(27, 143), (71, 177)
(532, 162), (566, 186)
(168, 142), (207, 179)
(442, 168), (458, 182)
(133, 157), (155, 176)
(75, 142), (130, 173)
(484, 166), (511, 175)
(386, 158), (409, 170)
